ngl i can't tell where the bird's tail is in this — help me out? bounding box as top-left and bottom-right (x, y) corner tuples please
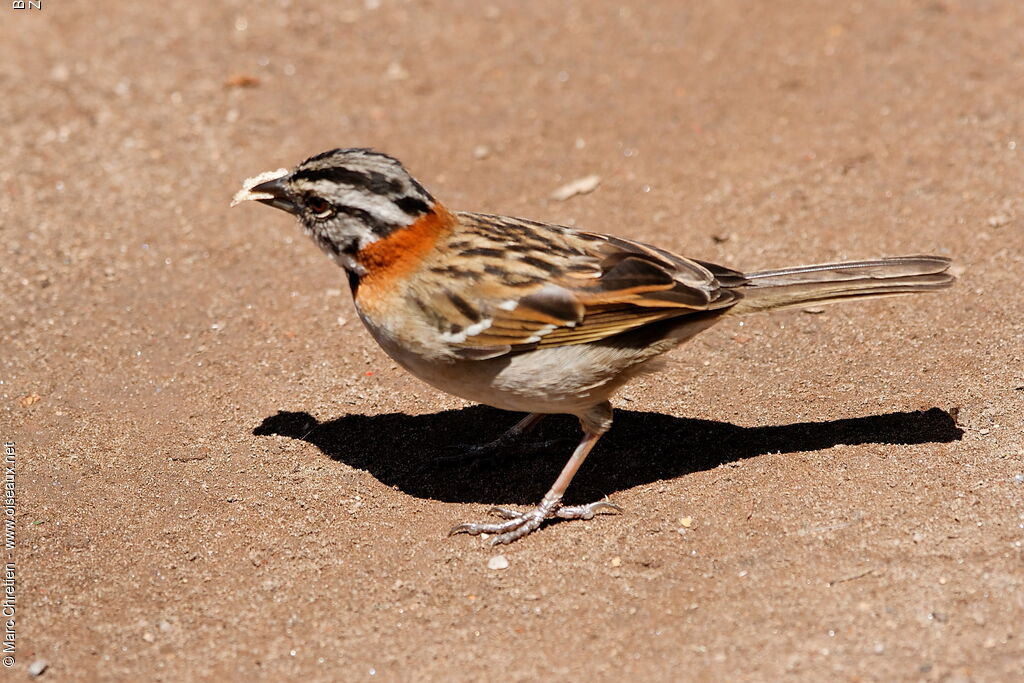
(724, 255), (954, 315)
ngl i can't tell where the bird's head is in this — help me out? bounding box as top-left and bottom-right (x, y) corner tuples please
(232, 148), (437, 276)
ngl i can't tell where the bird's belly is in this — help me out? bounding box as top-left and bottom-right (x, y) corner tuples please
(358, 310), (646, 414)
(397, 343), (640, 414)
(353, 298), (724, 416)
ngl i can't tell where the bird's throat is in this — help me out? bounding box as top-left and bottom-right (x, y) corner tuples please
(356, 203), (456, 282)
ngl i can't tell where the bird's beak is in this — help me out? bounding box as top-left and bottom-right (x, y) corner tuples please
(230, 168), (300, 215)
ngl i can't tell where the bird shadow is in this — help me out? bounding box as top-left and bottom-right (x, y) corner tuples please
(253, 405), (963, 505)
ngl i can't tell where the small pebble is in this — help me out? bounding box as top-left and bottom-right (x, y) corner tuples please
(987, 214), (1010, 228)
(28, 660), (49, 677)
(610, 556), (622, 567)
(487, 555), (509, 570)
(386, 61), (409, 80)
(224, 74), (260, 88)
(679, 516), (693, 528)
(802, 307), (825, 314)
(50, 64), (70, 82)
(473, 145), (490, 160)
(1013, 474), (1023, 484)
(550, 175), (600, 201)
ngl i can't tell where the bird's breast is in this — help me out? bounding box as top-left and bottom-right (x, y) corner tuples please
(354, 204), (456, 315)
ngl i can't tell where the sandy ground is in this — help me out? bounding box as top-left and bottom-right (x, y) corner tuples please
(3, 0), (1023, 680)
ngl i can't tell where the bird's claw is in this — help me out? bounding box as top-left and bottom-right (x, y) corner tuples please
(449, 497), (621, 544)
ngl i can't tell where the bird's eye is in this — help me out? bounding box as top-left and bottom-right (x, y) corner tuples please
(306, 197), (334, 219)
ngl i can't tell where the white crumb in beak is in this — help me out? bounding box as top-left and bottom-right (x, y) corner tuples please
(230, 168), (290, 207)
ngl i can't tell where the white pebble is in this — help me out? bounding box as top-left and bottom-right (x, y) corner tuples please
(487, 554), (510, 570)
(550, 175), (600, 201)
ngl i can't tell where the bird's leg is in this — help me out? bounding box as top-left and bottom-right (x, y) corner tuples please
(450, 402), (621, 544)
(487, 412), (546, 447)
(414, 413), (548, 474)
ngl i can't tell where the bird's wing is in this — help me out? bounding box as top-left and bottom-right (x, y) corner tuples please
(411, 212), (741, 359)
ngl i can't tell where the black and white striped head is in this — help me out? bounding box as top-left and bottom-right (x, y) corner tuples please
(234, 148), (435, 274)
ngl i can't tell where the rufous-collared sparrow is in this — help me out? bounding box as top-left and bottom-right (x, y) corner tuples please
(233, 148), (954, 544)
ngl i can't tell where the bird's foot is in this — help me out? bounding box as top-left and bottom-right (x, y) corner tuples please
(449, 495), (621, 544)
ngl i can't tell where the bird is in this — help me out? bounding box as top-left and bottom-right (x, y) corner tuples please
(232, 148), (954, 544)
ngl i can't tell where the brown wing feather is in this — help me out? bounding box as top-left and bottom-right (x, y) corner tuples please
(408, 213), (736, 357)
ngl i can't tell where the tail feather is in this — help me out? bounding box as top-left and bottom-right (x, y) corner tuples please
(726, 255), (954, 315)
